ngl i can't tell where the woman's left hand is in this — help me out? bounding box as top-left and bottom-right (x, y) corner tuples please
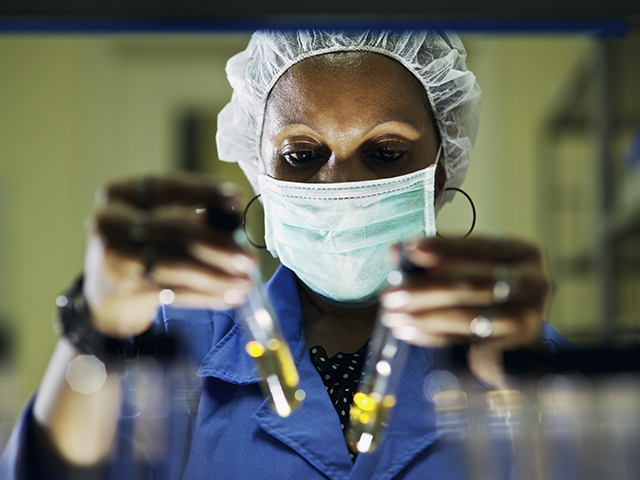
(379, 236), (549, 389)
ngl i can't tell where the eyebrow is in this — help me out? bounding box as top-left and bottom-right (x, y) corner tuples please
(271, 121), (423, 145)
(366, 122), (422, 141)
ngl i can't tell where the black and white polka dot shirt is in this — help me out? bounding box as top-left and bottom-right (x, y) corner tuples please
(309, 341), (372, 461)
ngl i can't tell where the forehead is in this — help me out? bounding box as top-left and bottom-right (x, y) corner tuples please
(264, 52), (432, 129)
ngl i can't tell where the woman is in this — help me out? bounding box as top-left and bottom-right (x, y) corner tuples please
(1, 30), (571, 479)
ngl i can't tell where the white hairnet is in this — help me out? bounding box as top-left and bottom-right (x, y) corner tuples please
(216, 30), (481, 199)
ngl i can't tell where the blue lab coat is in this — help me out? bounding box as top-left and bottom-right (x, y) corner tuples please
(0, 265), (574, 479)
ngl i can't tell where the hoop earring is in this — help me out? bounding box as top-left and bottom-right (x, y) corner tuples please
(243, 194), (267, 249)
(437, 187), (476, 239)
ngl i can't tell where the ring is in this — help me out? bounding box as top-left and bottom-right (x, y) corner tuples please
(492, 265), (517, 304)
(470, 314), (494, 338)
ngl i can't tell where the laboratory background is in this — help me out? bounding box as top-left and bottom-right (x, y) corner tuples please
(0, 28), (639, 454)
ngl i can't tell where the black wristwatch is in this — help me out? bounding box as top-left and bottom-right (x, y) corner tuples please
(55, 275), (138, 366)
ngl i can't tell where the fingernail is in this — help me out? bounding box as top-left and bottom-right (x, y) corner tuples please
(381, 290), (411, 310)
(408, 250), (439, 268)
(231, 254), (256, 274)
(386, 270), (404, 287)
(218, 181), (239, 198)
(391, 325), (418, 341)
(158, 289), (176, 305)
(380, 312), (413, 328)
(224, 288), (247, 306)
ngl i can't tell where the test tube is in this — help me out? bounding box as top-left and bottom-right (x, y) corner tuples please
(205, 202), (305, 418)
(536, 373), (596, 480)
(598, 374), (640, 480)
(346, 249), (419, 453)
(346, 322), (408, 453)
(233, 230), (306, 417)
(426, 370), (469, 439)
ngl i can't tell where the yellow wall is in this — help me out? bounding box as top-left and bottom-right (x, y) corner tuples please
(0, 34), (590, 417)
(439, 36), (591, 242)
(0, 37), (87, 409)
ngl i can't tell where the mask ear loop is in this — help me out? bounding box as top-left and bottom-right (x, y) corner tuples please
(243, 194), (267, 249)
(433, 143), (442, 168)
(436, 187), (476, 239)
(431, 143), (446, 213)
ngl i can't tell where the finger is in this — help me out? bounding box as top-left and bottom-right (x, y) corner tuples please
(382, 274), (547, 313)
(382, 309), (478, 338)
(187, 242), (256, 276)
(381, 308), (541, 348)
(382, 260), (548, 311)
(95, 235), (253, 298)
(91, 286), (249, 339)
(389, 327), (456, 347)
(89, 237), (148, 282)
(95, 202), (243, 259)
(150, 203), (242, 239)
(103, 243), (254, 299)
(467, 310), (543, 351)
(90, 288), (167, 338)
(466, 343), (510, 390)
(151, 260), (252, 295)
(167, 289), (250, 310)
(398, 261), (494, 289)
(408, 236), (542, 265)
(101, 175), (243, 209)
(381, 287), (493, 312)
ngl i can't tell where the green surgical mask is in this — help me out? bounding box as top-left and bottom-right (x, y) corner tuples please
(258, 147), (441, 304)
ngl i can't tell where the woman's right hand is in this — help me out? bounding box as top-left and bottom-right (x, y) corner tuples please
(82, 175), (256, 339)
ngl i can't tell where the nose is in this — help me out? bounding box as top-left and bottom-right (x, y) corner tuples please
(315, 152), (378, 183)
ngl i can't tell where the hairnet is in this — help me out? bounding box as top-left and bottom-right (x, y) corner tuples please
(216, 30), (481, 199)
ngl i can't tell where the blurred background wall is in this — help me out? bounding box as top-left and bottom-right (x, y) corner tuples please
(0, 32), (638, 429)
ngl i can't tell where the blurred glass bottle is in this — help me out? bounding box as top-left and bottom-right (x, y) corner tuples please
(0, 321), (17, 452)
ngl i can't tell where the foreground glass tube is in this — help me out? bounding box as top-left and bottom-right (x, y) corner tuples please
(236, 284), (306, 417)
(345, 260), (413, 454)
(346, 322), (408, 453)
(234, 231), (305, 417)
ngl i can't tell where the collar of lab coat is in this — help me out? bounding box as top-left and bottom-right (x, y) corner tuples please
(196, 265), (440, 480)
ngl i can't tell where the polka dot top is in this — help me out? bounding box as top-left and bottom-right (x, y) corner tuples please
(309, 341), (372, 462)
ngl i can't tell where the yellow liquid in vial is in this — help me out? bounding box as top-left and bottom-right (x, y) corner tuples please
(346, 392), (397, 453)
(245, 340), (304, 417)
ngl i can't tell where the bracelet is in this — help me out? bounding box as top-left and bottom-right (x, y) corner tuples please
(54, 275), (138, 368)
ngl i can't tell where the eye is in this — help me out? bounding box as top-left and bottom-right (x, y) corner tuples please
(280, 139), (326, 167)
(283, 150), (322, 165)
(367, 147), (407, 164)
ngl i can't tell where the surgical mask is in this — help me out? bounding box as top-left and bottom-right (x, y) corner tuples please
(257, 147), (441, 304)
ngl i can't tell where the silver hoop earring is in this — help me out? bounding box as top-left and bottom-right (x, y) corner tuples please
(437, 187), (476, 239)
(243, 194), (267, 249)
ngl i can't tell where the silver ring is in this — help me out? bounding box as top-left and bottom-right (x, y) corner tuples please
(470, 315), (494, 338)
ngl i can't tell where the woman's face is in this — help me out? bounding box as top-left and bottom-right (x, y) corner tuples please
(261, 52), (443, 191)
